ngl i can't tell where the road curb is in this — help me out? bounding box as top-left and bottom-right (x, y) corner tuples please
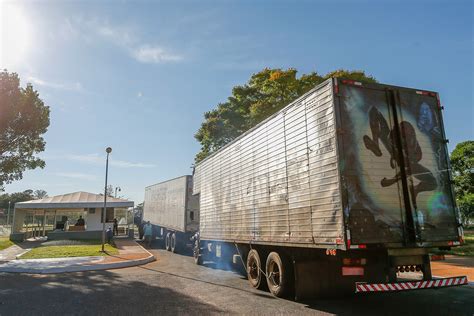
(0, 240), (156, 274)
(0, 254), (155, 274)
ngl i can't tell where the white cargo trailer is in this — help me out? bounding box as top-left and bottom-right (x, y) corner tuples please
(143, 175), (199, 252)
(192, 78), (466, 298)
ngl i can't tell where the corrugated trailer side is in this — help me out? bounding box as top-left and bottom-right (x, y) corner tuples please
(193, 79), (343, 248)
(192, 78), (466, 299)
(144, 175), (199, 253)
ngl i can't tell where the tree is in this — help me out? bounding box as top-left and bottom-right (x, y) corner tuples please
(0, 189), (35, 210)
(0, 71), (50, 190)
(450, 141), (474, 225)
(33, 189), (48, 199)
(194, 68), (376, 162)
(98, 185), (114, 197)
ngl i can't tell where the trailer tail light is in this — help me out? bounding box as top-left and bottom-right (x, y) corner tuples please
(349, 244), (367, 249)
(341, 80), (362, 86)
(415, 90), (437, 97)
(343, 258), (367, 266)
(342, 266), (364, 276)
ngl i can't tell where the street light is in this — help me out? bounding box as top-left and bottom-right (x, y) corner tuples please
(101, 147), (112, 252)
(114, 186), (121, 198)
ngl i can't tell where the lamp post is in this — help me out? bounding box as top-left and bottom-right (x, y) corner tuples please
(114, 186), (121, 198)
(101, 147), (112, 252)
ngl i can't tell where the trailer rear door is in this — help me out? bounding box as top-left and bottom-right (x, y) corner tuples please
(395, 89), (458, 242)
(336, 80), (458, 246)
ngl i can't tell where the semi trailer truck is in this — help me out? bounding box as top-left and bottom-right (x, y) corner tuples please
(143, 175), (199, 252)
(191, 78), (467, 298)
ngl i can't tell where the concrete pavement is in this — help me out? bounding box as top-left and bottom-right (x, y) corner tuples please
(431, 255), (474, 281)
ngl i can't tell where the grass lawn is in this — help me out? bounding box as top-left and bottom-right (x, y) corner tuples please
(433, 230), (474, 257)
(20, 240), (119, 259)
(0, 237), (14, 251)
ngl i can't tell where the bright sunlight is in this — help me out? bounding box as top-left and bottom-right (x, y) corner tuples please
(0, 3), (32, 67)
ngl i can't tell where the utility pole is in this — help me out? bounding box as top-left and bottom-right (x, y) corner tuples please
(102, 147), (112, 252)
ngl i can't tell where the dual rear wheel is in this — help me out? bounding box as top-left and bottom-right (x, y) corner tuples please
(165, 232), (177, 253)
(246, 249), (293, 297)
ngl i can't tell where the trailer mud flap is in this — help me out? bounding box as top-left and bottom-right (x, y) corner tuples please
(355, 276), (468, 293)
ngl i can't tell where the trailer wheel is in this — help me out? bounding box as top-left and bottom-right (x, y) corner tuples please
(265, 252), (293, 297)
(246, 249), (264, 289)
(165, 232), (171, 251)
(170, 233), (177, 253)
(193, 240), (202, 265)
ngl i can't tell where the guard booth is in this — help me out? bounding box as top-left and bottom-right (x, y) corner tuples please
(10, 192), (134, 241)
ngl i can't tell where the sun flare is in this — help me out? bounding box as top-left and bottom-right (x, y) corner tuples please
(1, 3), (32, 68)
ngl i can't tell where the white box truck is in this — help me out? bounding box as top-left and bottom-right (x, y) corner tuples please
(191, 78), (467, 298)
(143, 175), (199, 252)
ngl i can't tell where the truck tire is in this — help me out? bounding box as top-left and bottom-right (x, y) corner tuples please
(246, 249), (264, 289)
(193, 240), (202, 265)
(265, 252), (293, 297)
(165, 232), (171, 251)
(170, 233), (177, 253)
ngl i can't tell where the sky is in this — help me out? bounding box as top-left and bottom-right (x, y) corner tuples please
(0, 0), (472, 204)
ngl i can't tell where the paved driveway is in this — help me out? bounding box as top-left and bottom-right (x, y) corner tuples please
(0, 247), (473, 315)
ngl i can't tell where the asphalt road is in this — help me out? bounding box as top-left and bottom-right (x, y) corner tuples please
(0, 246), (473, 316)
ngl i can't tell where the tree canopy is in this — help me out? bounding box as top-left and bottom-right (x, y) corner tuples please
(0, 70), (50, 190)
(450, 141), (474, 225)
(194, 68), (376, 162)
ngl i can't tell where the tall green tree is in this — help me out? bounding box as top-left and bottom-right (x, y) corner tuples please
(194, 68), (376, 162)
(0, 71), (50, 190)
(33, 189), (48, 199)
(450, 141), (474, 225)
(0, 189), (35, 210)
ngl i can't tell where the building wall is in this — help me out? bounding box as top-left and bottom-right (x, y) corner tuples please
(86, 208), (105, 231)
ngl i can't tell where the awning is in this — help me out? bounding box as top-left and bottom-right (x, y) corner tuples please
(15, 191), (134, 209)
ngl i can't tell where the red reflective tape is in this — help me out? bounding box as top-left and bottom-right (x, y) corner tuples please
(356, 276), (468, 294)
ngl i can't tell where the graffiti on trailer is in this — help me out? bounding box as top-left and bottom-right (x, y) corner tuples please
(362, 106), (437, 211)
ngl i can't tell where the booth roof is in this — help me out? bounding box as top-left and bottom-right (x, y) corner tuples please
(15, 191), (134, 209)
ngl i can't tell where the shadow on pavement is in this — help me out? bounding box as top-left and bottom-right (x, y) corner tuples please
(0, 269), (223, 315)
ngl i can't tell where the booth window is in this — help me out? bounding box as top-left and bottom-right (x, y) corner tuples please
(101, 208), (114, 223)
